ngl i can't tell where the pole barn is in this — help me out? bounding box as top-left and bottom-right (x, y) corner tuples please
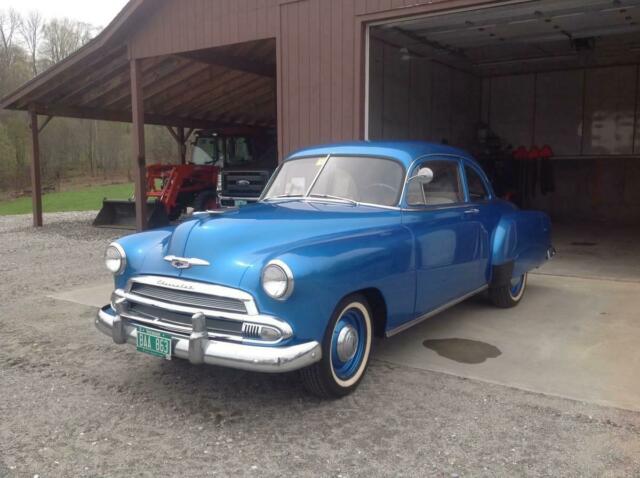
(1, 0), (639, 230)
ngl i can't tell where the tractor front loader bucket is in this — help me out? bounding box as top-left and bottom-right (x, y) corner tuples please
(93, 200), (170, 230)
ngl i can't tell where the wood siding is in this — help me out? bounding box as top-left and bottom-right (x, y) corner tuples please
(130, 0), (504, 157)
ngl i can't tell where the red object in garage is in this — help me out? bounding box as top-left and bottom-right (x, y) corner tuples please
(513, 146), (529, 161)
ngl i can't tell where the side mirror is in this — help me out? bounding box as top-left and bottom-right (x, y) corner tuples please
(408, 167), (434, 185)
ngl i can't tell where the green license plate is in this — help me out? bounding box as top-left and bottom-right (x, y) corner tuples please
(235, 200), (248, 207)
(136, 326), (172, 360)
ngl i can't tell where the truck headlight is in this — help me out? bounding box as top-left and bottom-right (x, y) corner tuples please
(261, 260), (294, 300)
(105, 243), (126, 275)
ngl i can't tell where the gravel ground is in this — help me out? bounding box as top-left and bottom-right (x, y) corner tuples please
(1, 213), (639, 478)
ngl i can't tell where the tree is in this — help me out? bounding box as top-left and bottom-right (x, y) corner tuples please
(40, 18), (93, 67)
(19, 11), (44, 76)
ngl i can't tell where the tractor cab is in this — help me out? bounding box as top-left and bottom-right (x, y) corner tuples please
(94, 129), (276, 229)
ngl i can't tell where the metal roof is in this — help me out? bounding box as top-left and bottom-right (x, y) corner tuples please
(0, 0), (277, 130)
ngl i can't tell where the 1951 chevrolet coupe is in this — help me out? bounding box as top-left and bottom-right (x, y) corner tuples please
(97, 141), (554, 397)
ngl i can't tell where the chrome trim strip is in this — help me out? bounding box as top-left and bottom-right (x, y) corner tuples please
(118, 309), (285, 345)
(385, 285), (488, 338)
(115, 289), (292, 338)
(96, 307), (321, 373)
(219, 196), (260, 202)
(127, 276), (259, 316)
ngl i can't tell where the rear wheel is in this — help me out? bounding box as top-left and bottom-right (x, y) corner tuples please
(300, 294), (373, 398)
(489, 272), (528, 308)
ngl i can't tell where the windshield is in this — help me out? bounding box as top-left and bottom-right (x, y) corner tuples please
(263, 156), (404, 206)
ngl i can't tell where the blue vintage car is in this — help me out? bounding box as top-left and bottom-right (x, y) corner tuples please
(97, 141), (554, 397)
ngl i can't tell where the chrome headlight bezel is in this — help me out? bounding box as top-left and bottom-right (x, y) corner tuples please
(105, 242), (127, 276)
(261, 260), (294, 301)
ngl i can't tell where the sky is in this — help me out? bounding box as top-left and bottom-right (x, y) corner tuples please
(0, 0), (129, 28)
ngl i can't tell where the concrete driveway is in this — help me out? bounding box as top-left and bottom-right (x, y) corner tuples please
(377, 273), (640, 411)
(4, 213), (640, 477)
(51, 223), (640, 412)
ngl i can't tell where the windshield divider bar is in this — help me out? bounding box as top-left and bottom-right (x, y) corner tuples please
(305, 154), (331, 198)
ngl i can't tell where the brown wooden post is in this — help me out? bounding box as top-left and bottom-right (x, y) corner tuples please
(130, 57), (147, 232)
(178, 127), (186, 164)
(28, 106), (43, 227)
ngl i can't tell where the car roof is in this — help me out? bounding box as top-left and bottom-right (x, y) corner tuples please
(286, 141), (474, 168)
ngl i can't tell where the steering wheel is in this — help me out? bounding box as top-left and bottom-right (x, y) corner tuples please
(365, 183), (397, 201)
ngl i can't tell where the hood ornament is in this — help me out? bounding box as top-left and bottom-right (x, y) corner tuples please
(164, 256), (210, 270)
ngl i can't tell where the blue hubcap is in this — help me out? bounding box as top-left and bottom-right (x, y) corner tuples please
(510, 275), (525, 296)
(331, 307), (367, 380)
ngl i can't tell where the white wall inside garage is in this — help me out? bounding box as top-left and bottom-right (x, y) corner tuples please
(368, 38), (640, 224)
(368, 38), (481, 150)
(482, 65), (640, 223)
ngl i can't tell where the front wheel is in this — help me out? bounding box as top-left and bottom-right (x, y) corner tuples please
(489, 272), (528, 308)
(300, 294), (373, 398)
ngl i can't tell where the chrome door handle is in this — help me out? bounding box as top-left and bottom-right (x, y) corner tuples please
(464, 208), (480, 214)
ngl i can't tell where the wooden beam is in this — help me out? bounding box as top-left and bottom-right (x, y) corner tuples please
(30, 103), (258, 132)
(178, 127), (187, 164)
(185, 76), (269, 117)
(130, 58), (147, 232)
(196, 80), (273, 118)
(29, 107), (43, 227)
(158, 69), (247, 115)
(179, 50), (276, 78)
(38, 115), (53, 133)
(165, 125), (180, 144)
(79, 56), (173, 108)
(6, 45), (128, 110)
(107, 59), (208, 110)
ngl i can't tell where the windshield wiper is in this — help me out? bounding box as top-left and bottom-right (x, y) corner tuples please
(308, 194), (358, 206)
(263, 194), (303, 201)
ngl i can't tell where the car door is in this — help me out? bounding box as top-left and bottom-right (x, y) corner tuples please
(462, 161), (500, 290)
(402, 157), (481, 318)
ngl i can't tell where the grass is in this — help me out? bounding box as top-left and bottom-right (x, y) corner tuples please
(0, 183), (134, 216)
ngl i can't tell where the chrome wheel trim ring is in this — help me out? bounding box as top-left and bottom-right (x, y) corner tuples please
(329, 302), (372, 388)
(509, 273), (528, 301)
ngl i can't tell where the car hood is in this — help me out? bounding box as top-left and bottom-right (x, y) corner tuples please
(155, 200), (401, 286)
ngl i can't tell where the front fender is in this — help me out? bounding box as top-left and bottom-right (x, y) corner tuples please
(240, 226), (415, 342)
(112, 228), (174, 289)
(491, 211), (552, 278)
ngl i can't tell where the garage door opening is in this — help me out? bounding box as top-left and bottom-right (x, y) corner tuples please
(367, 0), (640, 230)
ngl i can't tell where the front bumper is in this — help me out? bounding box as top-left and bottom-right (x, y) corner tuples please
(96, 306), (321, 373)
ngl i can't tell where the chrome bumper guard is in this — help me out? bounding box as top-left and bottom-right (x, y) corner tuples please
(96, 306), (321, 373)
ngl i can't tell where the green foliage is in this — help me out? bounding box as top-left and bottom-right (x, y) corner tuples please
(0, 9), (179, 197)
(0, 183), (134, 215)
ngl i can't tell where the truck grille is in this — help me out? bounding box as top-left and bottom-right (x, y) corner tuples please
(222, 170), (271, 198)
(130, 283), (247, 314)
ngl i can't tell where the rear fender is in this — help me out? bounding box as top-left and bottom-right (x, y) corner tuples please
(491, 212), (552, 281)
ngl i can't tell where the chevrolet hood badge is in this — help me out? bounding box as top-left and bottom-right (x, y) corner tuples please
(164, 255), (211, 270)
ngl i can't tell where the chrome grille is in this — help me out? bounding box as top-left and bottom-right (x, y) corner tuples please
(130, 283), (247, 314)
(129, 303), (243, 335)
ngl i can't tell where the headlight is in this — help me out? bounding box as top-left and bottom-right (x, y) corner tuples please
(261, 260), (294, 300)
(105, 243), (126, 275)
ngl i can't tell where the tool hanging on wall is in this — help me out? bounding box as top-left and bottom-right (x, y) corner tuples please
(540, 145), (555, 195)
(512, 146), (529, 208)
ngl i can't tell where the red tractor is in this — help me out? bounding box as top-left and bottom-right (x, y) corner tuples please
(94, 130), (276, 229)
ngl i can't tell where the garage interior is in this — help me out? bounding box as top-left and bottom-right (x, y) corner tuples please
(368, 0), (640, 226)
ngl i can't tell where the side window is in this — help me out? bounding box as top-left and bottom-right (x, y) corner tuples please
(407, 160), (464, 207)
(465, 166), (490, 201)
